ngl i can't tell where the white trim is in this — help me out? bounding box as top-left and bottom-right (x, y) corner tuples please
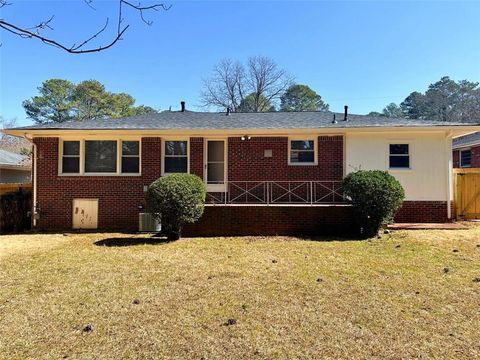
(460, 148), (472, 168)
(161, 138), (190, 176)
(288, 137), (318, 166)
(204, 138), (227, 192)
(58, 137), (142, 176)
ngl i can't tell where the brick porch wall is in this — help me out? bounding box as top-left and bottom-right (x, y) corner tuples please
(183, 205), (353, 237)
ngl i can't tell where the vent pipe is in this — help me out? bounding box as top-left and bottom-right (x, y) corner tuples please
(181, 101), (186, 112)
(332, 114), (337, 124)
(226, 107), (231, 116)
(344, 105), (348, 121)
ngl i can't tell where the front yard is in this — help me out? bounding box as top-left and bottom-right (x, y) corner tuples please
(1, 228), (479, 359)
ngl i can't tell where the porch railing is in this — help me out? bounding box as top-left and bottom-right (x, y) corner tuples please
(206, 181), (345, 205)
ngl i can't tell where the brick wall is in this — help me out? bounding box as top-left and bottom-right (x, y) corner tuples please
(228, 136), (343, 181)
(183, 205), (353, 236)
(394, 201), (449, 223)
(453, 145), (480, 168)
(34, 137), (162, 231)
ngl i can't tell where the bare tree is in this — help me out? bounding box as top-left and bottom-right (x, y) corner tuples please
(201, 56), (294, 112)
(0, 0), (170, 54)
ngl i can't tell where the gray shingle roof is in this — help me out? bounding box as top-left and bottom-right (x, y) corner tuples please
(0, 149), (30, 167)
(453, 132), (480, 149)
(8, 111), (479, 131)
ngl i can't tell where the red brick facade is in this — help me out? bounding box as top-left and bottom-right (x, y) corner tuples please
(394, 201), (449, 223)
(453, 146), (480, 168)
(32, 135), (449, 234)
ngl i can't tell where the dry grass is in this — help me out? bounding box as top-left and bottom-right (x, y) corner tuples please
(0, 226), (479, 359)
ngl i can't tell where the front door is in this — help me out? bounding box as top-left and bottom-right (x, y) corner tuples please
(205, 139), (226, 192)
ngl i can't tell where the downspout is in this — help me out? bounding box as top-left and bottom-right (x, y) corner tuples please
(23, 134), (37, 228)
(446, 131), (453, 220)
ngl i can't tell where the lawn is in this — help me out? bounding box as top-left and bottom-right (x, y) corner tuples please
(0, 228), (479, 359)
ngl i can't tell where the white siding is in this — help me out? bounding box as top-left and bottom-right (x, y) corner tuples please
(345, 131), (449, 201)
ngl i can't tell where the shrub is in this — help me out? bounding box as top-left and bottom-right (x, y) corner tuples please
(343, 170), (405, 238)
(145, 174), (206, 240)
(0, 189), (32, 233)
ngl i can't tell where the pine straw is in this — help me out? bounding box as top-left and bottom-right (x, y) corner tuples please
(0, 227), (479, 359)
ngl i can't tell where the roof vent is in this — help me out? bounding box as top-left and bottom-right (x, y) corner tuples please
(344, 105), (348, 121)
(332, 114), (337, 124)
(226, 107), (231, 116)
(181, 101), (186, 112)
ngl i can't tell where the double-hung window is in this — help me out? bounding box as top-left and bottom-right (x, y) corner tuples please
(389, 144), (410, 169)
(289, 139), (316, 165)
(121, 141), (140, 173)
(460, 149), (472, 168)
(62, 141), (80, 173)
(163, 140), (188, 174)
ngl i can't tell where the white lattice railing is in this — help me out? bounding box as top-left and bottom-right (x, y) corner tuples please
(206, 181), (345, 205)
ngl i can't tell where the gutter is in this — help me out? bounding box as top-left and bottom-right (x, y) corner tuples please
(22, 134), (37, 228)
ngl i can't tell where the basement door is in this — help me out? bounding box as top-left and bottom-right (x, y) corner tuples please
(72, 199), (98, 229)
(205, 139), (226, 192)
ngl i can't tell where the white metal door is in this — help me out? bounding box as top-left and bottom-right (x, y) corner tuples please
(205, 139), (226, 192)
(72, 199), (98, 229)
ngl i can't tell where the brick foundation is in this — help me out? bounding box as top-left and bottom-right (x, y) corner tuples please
(183, 205), (353, 237)
(394, 201), (449, 223)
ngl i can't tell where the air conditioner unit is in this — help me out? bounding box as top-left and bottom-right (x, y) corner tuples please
(139, 213), (161, 232)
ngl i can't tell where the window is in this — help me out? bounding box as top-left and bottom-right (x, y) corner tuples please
(289, 139), (316, 164)
(122, 141), (140, 173)
(389, 144), (410, 169)
(163, 140), (188, 173)
(62, 141), (80, 173)
(85, 140), (117, 173)
(460, 149), (472, 168)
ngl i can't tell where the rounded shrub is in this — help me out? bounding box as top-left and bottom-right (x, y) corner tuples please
(343, 170), (405, 238)
(145, 174), (206, 240)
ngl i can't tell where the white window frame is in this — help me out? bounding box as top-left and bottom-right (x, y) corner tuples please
(388, 142), (411, 170)
(58, 137), (141, 176)
(161, 138), (190, 175)
(460, 148), (472, 168)
(121, 140), (141, 174)
(288, 137), (317, 166)
(60, 140), (81, 174)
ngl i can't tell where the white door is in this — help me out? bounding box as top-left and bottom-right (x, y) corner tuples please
(72, 199), (98, 229)
(205, 140), (226, 192)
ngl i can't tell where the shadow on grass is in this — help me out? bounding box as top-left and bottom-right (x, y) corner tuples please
(94, 235), (174, 247)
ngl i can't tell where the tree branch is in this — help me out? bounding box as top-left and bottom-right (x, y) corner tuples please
(0, 0), (170, 54)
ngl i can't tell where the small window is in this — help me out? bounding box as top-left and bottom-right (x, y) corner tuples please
(460, 149), (472, 168)
(290, 140), (315, 164)
(85, 140), (117, 173)
(62, 141), (80, 173)
(389, 144), (410, 169)
(164, 140), (188, 173)
(121, 141), (140, 173)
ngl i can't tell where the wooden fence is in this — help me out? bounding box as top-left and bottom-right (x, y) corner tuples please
(0, 183), (32, 196)
(454, 168), (480, 220)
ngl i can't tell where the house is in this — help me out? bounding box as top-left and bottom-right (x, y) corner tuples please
(4, 105), (479, 235)
(0, 149), (32, 184)
(452, 132), (480, 168)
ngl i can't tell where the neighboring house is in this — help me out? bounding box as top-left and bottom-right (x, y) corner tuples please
(4, 105), (478, 235)
(452, 132), (480, 168)
(0, 149), (32, 184)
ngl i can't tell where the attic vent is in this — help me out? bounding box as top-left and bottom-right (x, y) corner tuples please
(181, 101), (186, 112)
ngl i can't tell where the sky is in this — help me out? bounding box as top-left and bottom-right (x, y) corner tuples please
(1, 0), (480, 126)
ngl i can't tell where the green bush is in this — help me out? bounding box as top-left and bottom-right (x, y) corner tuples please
(0, 190), (32, 234)
(145, 174), (206, 240)
(343, 170), (405, 238)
